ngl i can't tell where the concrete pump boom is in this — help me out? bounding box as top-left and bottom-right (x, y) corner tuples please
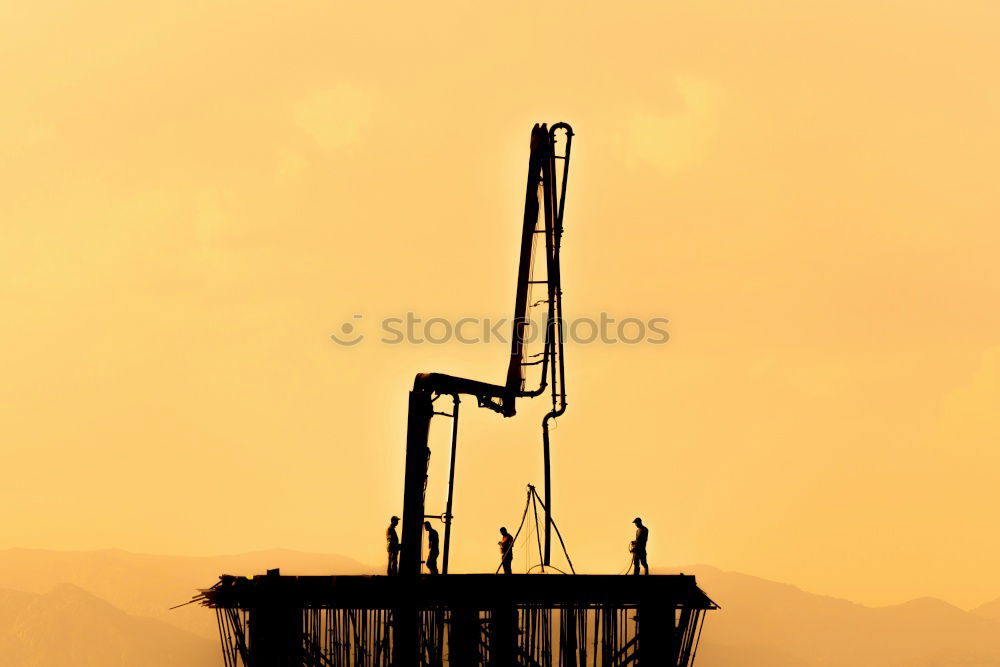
(398, 123), (573, 580)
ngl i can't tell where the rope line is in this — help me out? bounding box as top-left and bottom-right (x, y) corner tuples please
(497, 484), (577, 575)
(527, 485), (576, 574)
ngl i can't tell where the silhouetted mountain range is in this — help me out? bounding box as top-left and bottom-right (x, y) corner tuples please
(0, 584), (215, 667)
(973, 597), (1000, 624)
(685, 565), (1000, 666)
(0, 547), (371, 639)
(0, 549), (998, 666)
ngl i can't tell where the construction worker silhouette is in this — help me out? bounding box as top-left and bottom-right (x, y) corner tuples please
(386, 516), (400, 576)
(498, 527), (514, 574)
(631, 517), (649, 575)
(423, 521), (440, 575)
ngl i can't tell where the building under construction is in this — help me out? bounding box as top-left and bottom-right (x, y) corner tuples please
(205, 572), (714, 666)
(199, 123), (717, 665)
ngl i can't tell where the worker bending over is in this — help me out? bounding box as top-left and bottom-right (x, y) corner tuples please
(386, 516), (400, 576)
(631, 517), (649, 575)
(498, 526), (514, 574)
(423, 521), (440, 575)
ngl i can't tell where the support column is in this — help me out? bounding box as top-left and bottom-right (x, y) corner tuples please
(559, 608), (579, 667)
(489, 604), (517, 666)
(638, 599), (676, 665)
(448, 608), (481, 667)
(442, 395), (460, 574)
(400, 390), (433, 578)
(247, 571), (301, 667)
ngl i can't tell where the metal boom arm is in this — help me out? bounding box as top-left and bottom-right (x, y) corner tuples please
(398, 123), (573, 578)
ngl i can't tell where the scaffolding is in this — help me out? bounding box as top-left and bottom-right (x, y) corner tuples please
(200, 572), (716, 666)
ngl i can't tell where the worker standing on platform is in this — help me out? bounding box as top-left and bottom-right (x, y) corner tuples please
(631, 517), (649, 575)
(386, 516), (400, 575)
(424, 521), (440, 575)
(498, 526), (514, 574)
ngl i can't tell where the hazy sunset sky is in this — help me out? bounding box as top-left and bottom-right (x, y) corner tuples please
(2, 1), (999, 609)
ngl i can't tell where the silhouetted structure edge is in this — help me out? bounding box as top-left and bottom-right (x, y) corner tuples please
(199, 572), (718, 666)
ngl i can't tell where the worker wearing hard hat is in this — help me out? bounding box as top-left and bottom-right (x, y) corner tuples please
(630, 517), (649, 575)
(386, 516), (400, 576)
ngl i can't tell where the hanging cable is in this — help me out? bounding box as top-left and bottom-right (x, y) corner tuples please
(499, 484), (579, 575)
(528, 485), (576, 574)
(526, 563), (570, 575)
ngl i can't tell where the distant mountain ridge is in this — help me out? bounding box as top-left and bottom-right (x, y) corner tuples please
(973, 597), (1000, 624)
(0, 583), (215, 667)
(0, 549), (998, 666)
(680, 565), (1000, 666)
(0, 547), (374, 639)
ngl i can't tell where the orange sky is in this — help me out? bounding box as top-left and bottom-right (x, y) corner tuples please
(2, 0), (1000, 609)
